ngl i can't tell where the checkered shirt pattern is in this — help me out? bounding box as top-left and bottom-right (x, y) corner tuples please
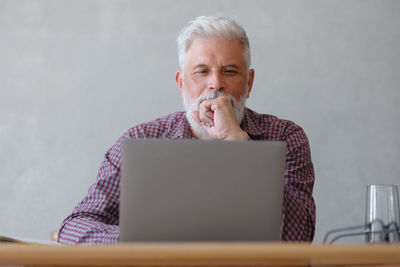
(58, 108), (315, 244)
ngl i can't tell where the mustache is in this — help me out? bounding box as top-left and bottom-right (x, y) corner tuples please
(194, 91), (235, 110)
(197, 91), (225, 103)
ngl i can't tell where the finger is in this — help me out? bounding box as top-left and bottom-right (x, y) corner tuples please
(191, 110), (201, 124)
(205, 111), (214, 126)
(193, 110), (212, 127)
(199, 101), (213, 126)
(199, 108), (209, 124)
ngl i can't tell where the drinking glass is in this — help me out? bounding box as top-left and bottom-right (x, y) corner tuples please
(365, 184), (400, 243)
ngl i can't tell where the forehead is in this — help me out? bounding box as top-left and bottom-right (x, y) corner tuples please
(185, 38), (245, 67)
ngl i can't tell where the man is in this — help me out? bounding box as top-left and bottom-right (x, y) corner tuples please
(58, 15), (315, 244)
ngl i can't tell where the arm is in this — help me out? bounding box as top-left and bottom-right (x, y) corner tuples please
(57, 114), (181, 244)
(58, 144), (123, 244)
(281, 125), (316, 241)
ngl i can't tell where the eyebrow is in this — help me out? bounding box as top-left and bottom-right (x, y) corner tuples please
(192, 64), (240, 69)
(223, 64), (240, 69)
(193, 64), (208, 69)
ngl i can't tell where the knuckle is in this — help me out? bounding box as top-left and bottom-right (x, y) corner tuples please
(218, 96), (230, 105)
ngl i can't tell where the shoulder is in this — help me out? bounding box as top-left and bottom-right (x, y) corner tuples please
(244, 108), (309, 149)
(121, 111), (187, 141)
(113, 111), (187, 148)
(130, 111), (187, 139)
(244, 108), (302, 137)
(104, 111), (188, 167)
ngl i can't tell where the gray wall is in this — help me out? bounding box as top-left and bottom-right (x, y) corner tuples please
(1, 0), (399, 243)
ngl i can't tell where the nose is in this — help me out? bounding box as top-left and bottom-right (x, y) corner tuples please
(208, 71), (224, 91)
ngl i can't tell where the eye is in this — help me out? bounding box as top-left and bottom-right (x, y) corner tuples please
(224, 69), (237, 74)
(195, 69), (208, 75)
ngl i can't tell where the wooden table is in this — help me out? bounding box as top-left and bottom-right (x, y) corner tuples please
(1, 243), (400, 267)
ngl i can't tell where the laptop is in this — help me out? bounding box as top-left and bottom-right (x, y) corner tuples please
(119, 139), (287, 242)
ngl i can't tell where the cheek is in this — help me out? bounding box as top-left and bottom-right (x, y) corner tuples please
(226, 80), (247, 99)
(183, 78), (207, 99)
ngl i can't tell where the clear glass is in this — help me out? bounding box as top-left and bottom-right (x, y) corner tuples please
(365, 184), (400, 243)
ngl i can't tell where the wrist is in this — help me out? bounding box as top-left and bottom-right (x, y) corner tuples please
(225, 129), (249, 141)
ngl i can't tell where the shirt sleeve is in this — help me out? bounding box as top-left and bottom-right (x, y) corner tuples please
(281, 125), (316, 241)
(57, 115), (179, 244)
(58, 139), (124, 244)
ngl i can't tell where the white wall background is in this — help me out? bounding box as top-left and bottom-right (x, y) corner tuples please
(1, 0), (399, 243)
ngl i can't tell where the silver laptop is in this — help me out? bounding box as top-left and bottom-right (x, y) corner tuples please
(120, 139), (287, 242)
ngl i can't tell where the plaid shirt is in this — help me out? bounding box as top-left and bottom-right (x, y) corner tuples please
(58, 108), (315, 244)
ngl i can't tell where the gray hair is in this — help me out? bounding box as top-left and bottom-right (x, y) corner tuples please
(177, 15), (251, 70)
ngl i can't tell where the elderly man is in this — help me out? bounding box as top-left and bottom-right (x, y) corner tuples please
(58, 15), (315, 244)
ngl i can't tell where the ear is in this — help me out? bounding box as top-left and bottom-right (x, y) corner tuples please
(175, 70), (184, 98)
(246, 68), (255, 98)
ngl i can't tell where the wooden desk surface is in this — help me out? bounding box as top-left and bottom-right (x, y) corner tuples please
(1, 242), (400, 267)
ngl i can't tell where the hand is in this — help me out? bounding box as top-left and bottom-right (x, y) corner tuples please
(191, 96), (249, 141)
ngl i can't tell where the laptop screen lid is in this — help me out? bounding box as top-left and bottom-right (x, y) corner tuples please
(120, 139), (286, 242)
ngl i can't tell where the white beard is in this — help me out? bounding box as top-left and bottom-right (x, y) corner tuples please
(182, 89), (247, 139)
